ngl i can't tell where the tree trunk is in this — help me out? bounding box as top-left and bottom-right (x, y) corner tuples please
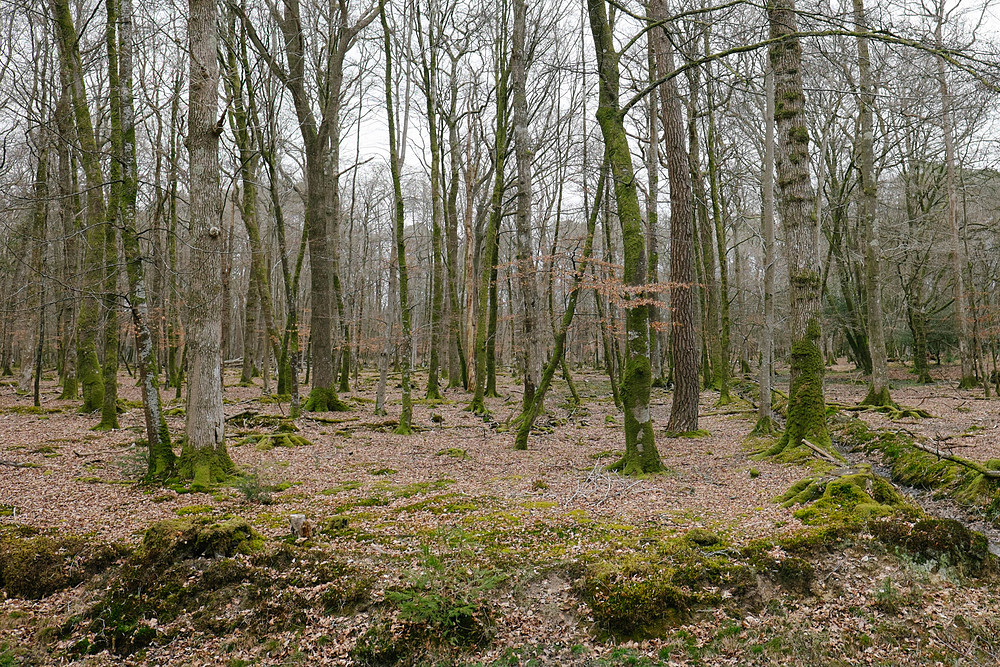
(511, 0), (541, 411)
(854, 0), (893, 408)
(650, 0), (699, 434)
(50, 0), (106, 414)
(754, 65), (778, 435)
(587, 0), (662, 475)
(765, 0), (832, 457)
(178, 0), (234, 488)
(381, 0), (413, 434)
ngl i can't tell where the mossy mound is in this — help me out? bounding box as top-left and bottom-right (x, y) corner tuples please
(140, 517), (264, 563)
(870, 517), (992, 577)
(0, 531), (126, 599)
(71, 529), (371, 656)
(778, 471), (994, 578)
(778, 468), (908, 525)
(577, 538), (763, 639)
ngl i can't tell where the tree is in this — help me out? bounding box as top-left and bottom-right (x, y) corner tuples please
(178, 0), (234, 487)
(764, 0), (832, 458)
(587, 0), (662, 475)
(650, 0), (699, 435)
(854, 0), (893, 408)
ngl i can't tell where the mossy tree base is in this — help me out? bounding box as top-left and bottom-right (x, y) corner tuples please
(958, 375), (979, 390)
(302, 387), (350, 413)
(176, 441), (236, 492)
(859, 385), (895, 409)
(465, 398), (490, 418)
(751, 415), (779, 436)
(765, 320), (835, 461)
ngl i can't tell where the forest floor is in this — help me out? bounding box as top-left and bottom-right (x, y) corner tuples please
(2, 360), (1000, 666)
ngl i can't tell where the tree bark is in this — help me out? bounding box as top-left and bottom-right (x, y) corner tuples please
(178, 0), (234, 488)
(765, 0), (832, 457)
(650, 0), (699, 434)
(587, 0), (662, 474)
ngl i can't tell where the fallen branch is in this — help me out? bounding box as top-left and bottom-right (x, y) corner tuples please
(0, 460), (32, 468)
(802, 438), (841, 464)
(907, 440), (1000, 478)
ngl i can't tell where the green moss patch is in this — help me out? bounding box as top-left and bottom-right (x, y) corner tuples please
(0, 532), (126, 599)
(839, 419), (1000, 516)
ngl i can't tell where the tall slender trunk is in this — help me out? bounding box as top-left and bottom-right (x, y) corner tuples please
(650, 0), (699, 434)
(935, 10), (975, 389)
(50, 0), (106, 414)
(855, 0), (892, 407)
(117, 0), (173, 478)
(511, 0), (541, 410)
(754, 65), (777, 434)
(381, 0), (413, 434)
(587, 0), (662, 475)
(765, 0), (832, 456)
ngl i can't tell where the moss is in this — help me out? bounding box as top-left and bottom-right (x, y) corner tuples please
(781, 470), (906, 526)
(174, 505), (213, 516)
(303, 387), (350, 412)
(665, 429), (711, 439)
(840, 419), (1000, 515)
(685, 528), (721, 546)
(870, 517), (992, 576)
(176, 439), (235, 491)
(140, 517), (263, 562)
(766, 319), (836, 462)
(437, 447), (469, 460)
(0, 533), (125, 599)
(0, 535), (126, 599)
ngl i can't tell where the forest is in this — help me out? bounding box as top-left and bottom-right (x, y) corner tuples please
(2, 0), (1000, 664)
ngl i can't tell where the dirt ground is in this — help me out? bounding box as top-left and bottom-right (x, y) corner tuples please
(2, 361), (999, 666)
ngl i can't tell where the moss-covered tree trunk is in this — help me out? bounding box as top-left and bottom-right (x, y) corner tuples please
(116, 0), (173, 479)
(643, 31), (666, 387)
(381, 0), (413, 435)
(854, 0), (893, 408)
(50, 0), (106, 415)
(98, 0), (123, 432)
(587, 0), (662, 475)
(469, 56), (507, 416)
(765, 0), (832, 458)
(55, 84), (79, 401)
(178, 0), (234, 489)
(650, 1), (699, 435)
